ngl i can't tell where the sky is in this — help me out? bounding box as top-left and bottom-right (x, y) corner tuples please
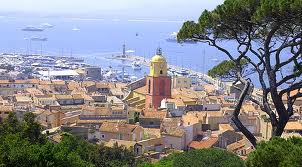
(0, 0), (224, 19)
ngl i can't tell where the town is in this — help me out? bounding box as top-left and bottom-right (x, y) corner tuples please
(1, 46), (301, 163)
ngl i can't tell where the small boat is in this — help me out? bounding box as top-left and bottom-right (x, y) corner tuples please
(30, 37), (48, 41)
(168, 68), (176, 73)
(130, 76), (138, 81)
(166, 32), (197, 44)
(40, 23), (54, 28)
(72, 27), (80, 31)
(22, 26), (44, 32)
(212, 58), (220, 62)
(177, 69), (189, 76)
(132, 61), (142, 70)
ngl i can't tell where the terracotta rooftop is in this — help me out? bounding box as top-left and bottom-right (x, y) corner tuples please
(81, 81), (95, 87)
(133, 85), (147, 95)
(284, 121), (302, 131)
(0, 79), (39, 84)
(219, 124), (234, 132)
(226, 139), (246, 152)
(99, 122), (141, 134)
(161, 118), (185, 137)
(25, 88), (44, 95)
(95, 82), (110, 89)
(143, 128), (161, 138)
(282, 89), (302, 101)
(55, 94), (73, 100)
(188, 137), (218, 149)
(141, 110), (167, 119)
(171, 88), (203, 101)
(77, 119), (126, 124)
(67, 81), (81, 91)
(0, 105), (14, 112)
(52, 80), (66, 85)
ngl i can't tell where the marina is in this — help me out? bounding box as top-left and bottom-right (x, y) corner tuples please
(0, 48), (225, 89)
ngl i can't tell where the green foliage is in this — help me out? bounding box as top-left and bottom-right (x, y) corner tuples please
(177, 0), (302, 41)
(0, 112), (136, 167)
(208, 59), (249, 79)
(246, 137), (302, 167)
(96, 142), (135, 167)
(139, 149), (244, 167)
(173, 148), (244, 167)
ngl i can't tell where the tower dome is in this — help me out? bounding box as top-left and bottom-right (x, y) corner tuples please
(151, 48), (166, 63)
(149, 48), (167, 77)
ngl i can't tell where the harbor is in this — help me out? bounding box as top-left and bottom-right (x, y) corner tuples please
(108, 52), (226, 89)
(0, 47), (226, 90)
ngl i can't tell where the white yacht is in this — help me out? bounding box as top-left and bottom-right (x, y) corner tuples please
(40, 23), (54, 28)
(132, 61), (142, 70)
(22, 26), (44, 32)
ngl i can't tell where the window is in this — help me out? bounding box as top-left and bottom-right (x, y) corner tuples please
(136, 147), (140, 154)
(160, 70), (163, 74)
(118, 133), (123, 140)
(148, 80), (151, 94)
(101, 134), (105, 139)
(150, 121), (154, 125)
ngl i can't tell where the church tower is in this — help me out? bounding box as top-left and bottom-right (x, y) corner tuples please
(145, 48), (171, 110)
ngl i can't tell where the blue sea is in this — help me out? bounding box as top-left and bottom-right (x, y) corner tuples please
(0, 16), (229, 79)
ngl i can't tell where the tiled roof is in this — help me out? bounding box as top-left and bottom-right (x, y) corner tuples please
(96, 82), (110, 88)
(0, 105), (14, 112)
(0, 79), (39, 84)
(226, 139), (246, 152)
(25, 88), (44, 95)
(55, 94), (73, 100)
(99, 122), (140, 134)
(282, 89), (302, 101)
(141, 110), (167, 119)
(188, 137), (218, 149)
(133, 86), (147, 95)
(52, 80), (66, 85)
(72, 94), (83, 99)
(161, 118), (185, 137)
(143, 128), (161, 138)
(284, 121), (302, 130)
(219, 124), (234, 132)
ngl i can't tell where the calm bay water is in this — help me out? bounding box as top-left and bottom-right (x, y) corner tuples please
(0, 16), (229, 79)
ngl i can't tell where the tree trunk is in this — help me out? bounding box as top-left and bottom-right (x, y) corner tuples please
(232, 78), (257, 147)
(272, 118), (289, 137)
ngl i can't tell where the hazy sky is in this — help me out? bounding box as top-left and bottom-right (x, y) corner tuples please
(0, 0), (224, 19)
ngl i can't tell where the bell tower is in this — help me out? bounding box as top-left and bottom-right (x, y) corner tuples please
(145, 48), (171, 110)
